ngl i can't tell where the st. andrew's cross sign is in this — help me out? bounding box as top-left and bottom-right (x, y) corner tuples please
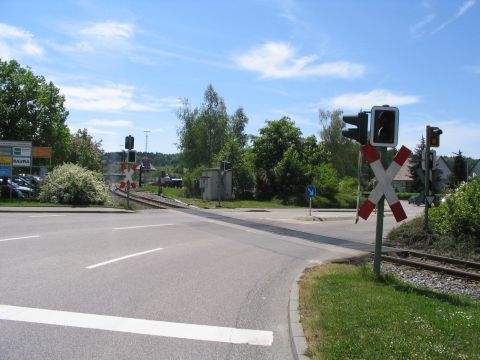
(358, 144), (411, 222)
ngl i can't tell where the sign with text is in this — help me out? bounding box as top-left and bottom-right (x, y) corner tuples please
(32, 147), (52, 158)
(0, 146), (12, 156)
(0, 156), (13, 165)
(13, 157), (31, 167)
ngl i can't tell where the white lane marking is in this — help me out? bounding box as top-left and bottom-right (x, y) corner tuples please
(29, 215), (66, 218)
(0, 304), (273, 346)
(86, 248), (163, 269)
(0, 235), (40, 243)
(112, 224), (173, 230)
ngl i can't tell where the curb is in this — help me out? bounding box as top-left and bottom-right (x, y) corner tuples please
(288, 272), (311, 360)
(0, 207), (134, 214)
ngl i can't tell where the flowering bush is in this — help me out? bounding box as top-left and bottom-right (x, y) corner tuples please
(38, 163), (107, 205)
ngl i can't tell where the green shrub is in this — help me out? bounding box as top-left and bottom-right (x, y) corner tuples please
(38, 163), (107, 205)
(339, 177), (357, 194)
(183, 166), (204, 198)
(430, 178), (480, 244)
(312, 163), (339, 198)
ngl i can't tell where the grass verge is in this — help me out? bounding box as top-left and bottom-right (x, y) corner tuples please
(137, 185), (298, 209)
(299, 263), (479, 360)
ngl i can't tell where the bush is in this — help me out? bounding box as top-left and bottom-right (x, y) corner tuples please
(38, 163), (107, 205)
(183, 166), (204, 198)
(430, 178), (480, 244)
(312, 163), (339, 198)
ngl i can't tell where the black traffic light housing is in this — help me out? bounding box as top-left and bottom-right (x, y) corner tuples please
(370, 106), (399, 147)
(125, 135), (134, 150)
(220, 161), (231, 171)
(341, 112), (368, 145)
(428, 126), (442, 147)
(127, 150), (136, 163)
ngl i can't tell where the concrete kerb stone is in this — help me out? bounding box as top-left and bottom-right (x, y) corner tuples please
(0, 206), (134, 214)
(288, 271), (312, 360)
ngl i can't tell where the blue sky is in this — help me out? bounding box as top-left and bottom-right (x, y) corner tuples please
(1, 0), (479, 158)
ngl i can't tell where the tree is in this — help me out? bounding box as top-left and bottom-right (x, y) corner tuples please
(177, 85), (246, 170)
(0, 59), (70, 165)
(450, 150), (467, 187)
(229, 107), (249, 147)
(408, 136), (426, 192)
(216, 138), (255, 199)
(69, 128), (104, 172)
(273, 147), (308, 203)
(252, 117), (303, 199)
(319, 109), (359, 178)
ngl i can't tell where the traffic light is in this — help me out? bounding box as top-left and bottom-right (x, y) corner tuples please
(125, 135), (134, 150)
(127, 150), (136, 163)
(220, 161), (231, 171)
(370, 106), (399, 147)
(341, 112), (368, 145)
(428, 126), (442, 147)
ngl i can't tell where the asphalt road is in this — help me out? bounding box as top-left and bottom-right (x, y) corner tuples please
(0, 205), (421, 359)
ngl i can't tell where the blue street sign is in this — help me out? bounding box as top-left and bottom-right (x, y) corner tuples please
(306, 184), (316, 197)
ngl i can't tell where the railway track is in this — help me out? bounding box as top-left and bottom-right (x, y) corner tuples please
(382, 250), (480, 282)
(110, 187), (189, 209)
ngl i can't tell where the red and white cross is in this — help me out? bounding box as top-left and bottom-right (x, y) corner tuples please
(358, 144), (411, 222)
(119, 163), (138, 190)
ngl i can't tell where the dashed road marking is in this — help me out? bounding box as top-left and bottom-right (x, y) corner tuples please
(112, 224), (173, 230)
(86, 247), (164, 269)
(0, 235), (40, 243)
(0, 304), (273, 346)
(28, 215), (66, 218)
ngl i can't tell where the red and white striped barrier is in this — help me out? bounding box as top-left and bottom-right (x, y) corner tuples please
(359, 144), (411, 222)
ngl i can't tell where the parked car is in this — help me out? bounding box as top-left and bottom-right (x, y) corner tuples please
(0, 179), (26, 199)
(408, 194), (424, 206)
(7, 179), (35, 198)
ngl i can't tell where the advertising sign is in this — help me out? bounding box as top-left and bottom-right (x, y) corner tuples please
(0, 146), (12, 156)
(13, 157), (31, 167)
(0, 166), (12, 177)
(0, 156), (13, 165)
(32, 147), (52, 158)
(13, 147), (31, 157)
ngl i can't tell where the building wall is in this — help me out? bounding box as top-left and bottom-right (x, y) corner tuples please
(199, 169), (232, 201)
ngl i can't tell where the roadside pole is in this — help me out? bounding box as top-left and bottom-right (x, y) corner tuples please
(309, 197), (312, 216)
(424, 126), (431, 230)
(126, 180), (130, 209)
(373, 147), (387, 279)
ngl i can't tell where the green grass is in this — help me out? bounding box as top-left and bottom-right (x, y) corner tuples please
(299, 263), (480, 360)
(137, 185), (359, 209)
(137, 185), (299, 209)
(0, 199), (68, 207)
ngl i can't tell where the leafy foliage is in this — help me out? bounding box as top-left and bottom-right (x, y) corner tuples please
(319, 109), (359, 178)
(69, 128), (104, 172)
(430, 178), (480, 243)
(177, 85), (248, 169)
(449, 150), (467, 187)
(408, 136), (426, 192)
(0, 59), (71, 165)
(38, 163), (107, 205)
(311, 163), (339, 198)
(273, 146), (308, 203)
(216, 138), (255, 199)
(252, 117), (303, 199)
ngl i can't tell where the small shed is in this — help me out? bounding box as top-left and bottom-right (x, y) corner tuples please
(199, 168), (232, 201)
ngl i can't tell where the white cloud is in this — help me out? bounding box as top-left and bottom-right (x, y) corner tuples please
(326, 89), (419, 110)
(235, 41), (365, 79)
(431, 0), (476, 34)
(80, 21), (134, 40)
(87, 119), (133, 128)
(0, 23), (43, 60)
(410, 14), (436, 37)
(60, 83), (181, 113)
(400, 119), (480, 158)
